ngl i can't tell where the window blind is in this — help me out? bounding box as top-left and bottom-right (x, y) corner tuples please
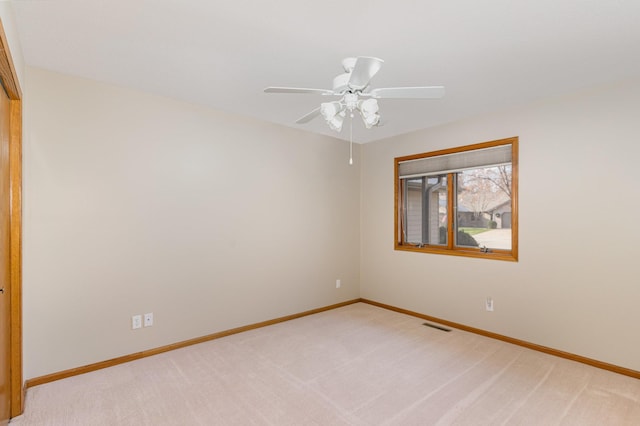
(398, 144), (512, 178)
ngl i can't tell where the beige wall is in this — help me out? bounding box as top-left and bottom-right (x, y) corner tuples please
(23, 67), (361, 379)
(361, 78), (640, 372)
(21, 63), (640, 378)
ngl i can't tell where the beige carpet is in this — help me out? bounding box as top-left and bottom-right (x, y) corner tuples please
(11, 303), (640, 425)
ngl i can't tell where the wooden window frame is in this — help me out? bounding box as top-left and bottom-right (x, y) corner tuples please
(394, 137), (518, 262)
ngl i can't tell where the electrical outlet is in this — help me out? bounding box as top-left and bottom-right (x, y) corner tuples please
(144, 313), (153, 327)
(132, 314), (142, 329)
(485, 297), (494, 312)
(336, 279), (341, 289)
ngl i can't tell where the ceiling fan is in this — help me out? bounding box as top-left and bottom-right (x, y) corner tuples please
(264, 56), (445, 132)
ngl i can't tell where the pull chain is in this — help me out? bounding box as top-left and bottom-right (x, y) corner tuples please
(349, 112), (354, 165)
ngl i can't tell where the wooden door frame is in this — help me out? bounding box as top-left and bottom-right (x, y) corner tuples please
(0, 19), (23, 417)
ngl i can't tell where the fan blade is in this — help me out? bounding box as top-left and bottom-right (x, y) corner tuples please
(264, 86), (335, 95)
(369, 86), (445, 99)
(295, 107), (321, 124)
(347, 57), (384, 91)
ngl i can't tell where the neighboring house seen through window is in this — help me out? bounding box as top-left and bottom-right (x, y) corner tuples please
(395, 137), (518, 261)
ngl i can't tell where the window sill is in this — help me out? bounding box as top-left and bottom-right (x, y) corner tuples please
(395, 244), (518, 262)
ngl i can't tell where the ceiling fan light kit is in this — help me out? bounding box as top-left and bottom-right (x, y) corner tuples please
(320, 101), (344, 120)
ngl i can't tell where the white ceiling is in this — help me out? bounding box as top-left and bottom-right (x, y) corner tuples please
(11, 0), (640, 143)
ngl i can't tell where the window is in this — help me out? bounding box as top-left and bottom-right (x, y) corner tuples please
(395, 137), (518, 261)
